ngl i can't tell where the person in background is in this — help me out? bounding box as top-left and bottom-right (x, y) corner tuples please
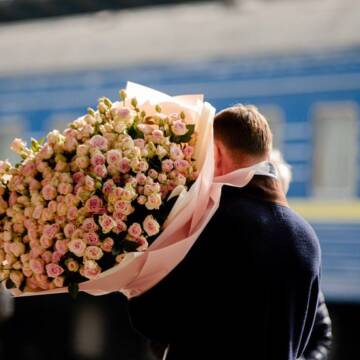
(271, 150), (333, 360)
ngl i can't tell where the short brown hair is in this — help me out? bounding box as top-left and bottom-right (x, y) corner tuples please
(214, 104), (272, 157)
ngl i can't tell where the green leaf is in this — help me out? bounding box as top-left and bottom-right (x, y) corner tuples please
(31, 138), (41, 153)
(128, 121), (144, 139)
(122, 240), (139, 252)
(148, 156), (162, 172)
(68, 282), (79, 300)
(111, 240), (123, 256)
(38, 137), (46, 146)
(5, 279), (15, 289)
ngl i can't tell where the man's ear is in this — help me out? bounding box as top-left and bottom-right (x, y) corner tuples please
(214, 140), (223, 176)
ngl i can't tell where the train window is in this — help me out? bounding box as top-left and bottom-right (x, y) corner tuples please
(0, 116), (25, 163)
(258, 105), (284, 150)
(312, 102), (358, 198)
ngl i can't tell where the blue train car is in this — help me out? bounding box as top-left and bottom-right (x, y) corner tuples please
(1, 46), (360, 302)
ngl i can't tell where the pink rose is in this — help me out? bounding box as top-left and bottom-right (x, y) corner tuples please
(143, 215), (160, 237)
(128, 223), (142, 238)
(119, 158), (131, 174)
(89, 135), (108, 151)
(134, 138), (145, 149)
(170, 144), (184, 160)
(161, 159), (174, 173)
(93, 164), (108, 178)
(29, 179), (41, 191)
(46, 263), (64, 278)
(41, 184), (57, 201)
(158, 173), (168, 184)
(114, 200), (133, 215)
(64, 128), (77, 138)
(9, 242), (25, 257)
(65, 258), (79, 272)
(67, 206), (78, 221)
(68, 238), (87, 257)
(174, 159), (190, 173)
(32, 205), (44, 219)
(71, 229), (84, 240)
(84, 232), (100, 245)
(10, 138), (26, 155)
(26, 276), (40, 290)
(112, 106), (131, 120)
(48, 200), (58, 213)
(102, 179), (115, 195)
(101, 238), (114, 252)
(112, 221), (127, 234)
(83, 260), (101, 279)
(84, 246), (103, 260)
(55, 240), (68, 255)
(38, 144), (54, 160)
(84, 175), (95, 191)
(21, 161), (36, 177)
(176, 174), (187, 186)
(148, 169), (158, 179)
(113, 211), (127, 223)
(99, 214), (116, 233)
(34, 273), (49, 290)
(76, 156), (90, 169)
(90, 152), (106, 167)
(137, 195), (147, 205)
(51, 251), (63, 263)
(106, 149), (122, 165)
(145, 193), (162, 210)
(136, 173), (147, 185)
(73, 171), (85, 184)
(139, 160), (149, 172)
(9, 191), (18, 207)
(64, 223), (76, 238)
(65, 193), (78, 207)
(138, 124), (158, 135)
(63, 137), (78, 152)
(85, 196), (103, 213)
(82, 218), (98, 232)
(43, 224), (60, 240)
(29, 258), (45, 275)
(41, 250), (52, 264)
(77, 144), (89, 157)
(152, 129), (164, 144)
(171, 120), (188, 136)
(53, 276), (65, 288)
(136, 236), (149, 251)
(58, 182), (73, 195)
(56, 202), (68, 216)
(40, 235), (54, 249)
(183, 145), (194, 159)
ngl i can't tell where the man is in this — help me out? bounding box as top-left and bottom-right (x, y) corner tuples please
(271, 150), (332, 360)
(129, 105), (321, 359)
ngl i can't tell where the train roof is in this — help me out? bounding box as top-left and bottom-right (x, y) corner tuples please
(0, 0), (359, 76)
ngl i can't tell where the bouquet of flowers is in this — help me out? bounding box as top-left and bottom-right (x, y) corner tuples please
(0, 82), (215, 298)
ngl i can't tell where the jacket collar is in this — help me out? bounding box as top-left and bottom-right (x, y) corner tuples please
(237, 175), (289, 207)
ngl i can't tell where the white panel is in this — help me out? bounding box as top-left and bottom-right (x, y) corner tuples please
(312, 102), (358, 198)
(258, 104), (284, 150)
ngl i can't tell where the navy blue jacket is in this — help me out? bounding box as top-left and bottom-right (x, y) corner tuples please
(129, 176), (321, 359)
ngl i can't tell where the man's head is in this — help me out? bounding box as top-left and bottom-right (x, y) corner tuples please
(213, 104), (273, 176)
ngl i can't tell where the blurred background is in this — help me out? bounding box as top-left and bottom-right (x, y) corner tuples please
(0, 0), (359, 359)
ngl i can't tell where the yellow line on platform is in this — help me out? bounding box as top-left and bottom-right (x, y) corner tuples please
(289, 200), (360, 222)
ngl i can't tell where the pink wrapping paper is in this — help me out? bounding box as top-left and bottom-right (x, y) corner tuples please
(8, 82), (275, 299)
